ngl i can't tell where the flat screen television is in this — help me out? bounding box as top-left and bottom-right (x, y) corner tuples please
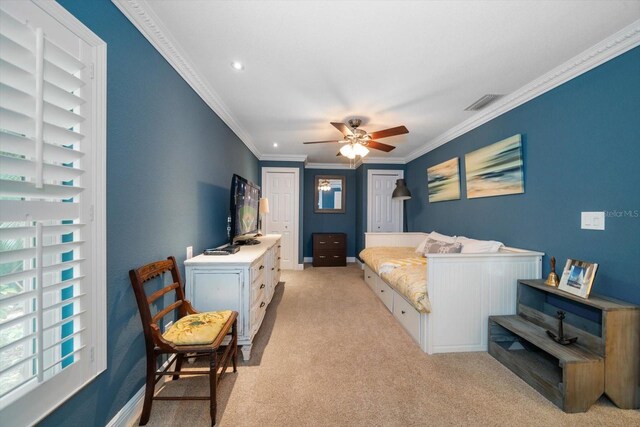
(229, 174), (261, 245)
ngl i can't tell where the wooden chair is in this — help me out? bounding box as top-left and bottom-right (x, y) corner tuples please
(129, 256), (238, 426)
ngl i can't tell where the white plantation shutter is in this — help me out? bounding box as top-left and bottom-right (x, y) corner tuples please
(0, 1), (106, 424)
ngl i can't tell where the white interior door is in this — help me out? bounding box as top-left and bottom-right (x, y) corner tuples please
(262, 168), (299, 270)
(367, 170), (403, 232)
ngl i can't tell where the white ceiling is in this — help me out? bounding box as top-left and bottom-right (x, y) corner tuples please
(116, 1), (640, 165)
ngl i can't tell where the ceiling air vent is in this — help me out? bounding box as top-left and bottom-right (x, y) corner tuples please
(464, 94), (504, 111)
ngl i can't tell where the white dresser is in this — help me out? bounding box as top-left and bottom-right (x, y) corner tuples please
(184, 235), (281, 360)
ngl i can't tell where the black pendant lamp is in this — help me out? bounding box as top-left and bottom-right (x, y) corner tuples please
(392, 179), (412, 200)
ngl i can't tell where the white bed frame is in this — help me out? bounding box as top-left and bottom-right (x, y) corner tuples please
(363, 232), (543, 354)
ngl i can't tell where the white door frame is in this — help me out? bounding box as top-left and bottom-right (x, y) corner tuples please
(261, 167), (301, 270)
(367, 169), (404, 233)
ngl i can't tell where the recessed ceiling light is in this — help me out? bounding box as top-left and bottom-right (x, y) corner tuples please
(230, 61), (244, 71)
(273, 143), (278, 148)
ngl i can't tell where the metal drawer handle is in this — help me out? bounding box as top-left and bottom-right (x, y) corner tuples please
(319, 255), (326, 258)
(260, 302), (265, 308)
(333, 241), (340, 244)
(259, 265), (264, 270)
(271, 267), (275, 271)
(333, 256), (339, 258)
(367, 275), (371, 279)
(401, 310), (406, 314)
(278, 257), (281, 260)
(278, 245), (281, 248)
(319, 241), (326, 244)
(278, 268), (281, 271)
(380, 289), (384, 293)
(260, 283), (265, 289)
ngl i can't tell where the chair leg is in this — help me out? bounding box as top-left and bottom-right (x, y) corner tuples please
(209, 352), (218, 426)
(139, 353), (156, 426)
(173, 353), (184, 380)
(232, 320), (238, 373)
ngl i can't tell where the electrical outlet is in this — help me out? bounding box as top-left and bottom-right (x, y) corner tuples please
(186, 246), (193, 259)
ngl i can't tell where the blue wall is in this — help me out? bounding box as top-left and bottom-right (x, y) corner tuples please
(406, 47), (640, 304)
(304, 169), (357, 257)
(259, 161), (305, 264)
(42, 1), (259, 425)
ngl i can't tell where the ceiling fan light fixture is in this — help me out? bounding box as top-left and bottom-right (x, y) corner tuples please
(352, 143), (369, 157)
(339, 144), (355, 158)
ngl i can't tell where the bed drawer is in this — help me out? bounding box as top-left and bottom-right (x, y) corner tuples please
(393, 295), (421, 343)
(363, 265), (377, 290)
(376, 280), (394, 311)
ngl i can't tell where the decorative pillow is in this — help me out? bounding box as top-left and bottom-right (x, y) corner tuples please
(422, 238), (463, 255)
(455, 236), (503, 253)
(163, 310), (233, 345)
(428, 231), (457, 243)
(415, 234), (431, 254)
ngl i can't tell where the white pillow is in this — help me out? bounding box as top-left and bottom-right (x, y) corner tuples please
(456, 236), (503, 253)
(415, 234), (431, 254)
(428, 231), (457, 243)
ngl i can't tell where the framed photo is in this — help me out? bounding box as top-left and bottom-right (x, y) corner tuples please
(427, 157), (461, 202)
(465, 134), (524, 199)
(558, 259), (598, 298)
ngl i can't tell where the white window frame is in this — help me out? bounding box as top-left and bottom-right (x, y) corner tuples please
(0, 1), (106, 425)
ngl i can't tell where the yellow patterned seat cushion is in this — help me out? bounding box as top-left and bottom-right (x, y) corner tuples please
(163, 310), (233, 345)
(359, 247), (418, 272)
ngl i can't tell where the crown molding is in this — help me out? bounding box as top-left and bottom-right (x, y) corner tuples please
(361, 156), (407, 165)
(259, 154), (307, 163)
(305, 162), (356, 169)
(406, 19), (640, 162)
(111, 0), (261, 159)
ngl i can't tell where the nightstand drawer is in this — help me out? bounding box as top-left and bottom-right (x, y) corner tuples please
(312, 233), (347, 267)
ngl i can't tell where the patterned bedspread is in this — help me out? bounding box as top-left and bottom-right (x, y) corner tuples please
(359, 247), (430, 313)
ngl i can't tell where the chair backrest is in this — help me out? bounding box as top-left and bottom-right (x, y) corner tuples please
(129, 256), (188, 351)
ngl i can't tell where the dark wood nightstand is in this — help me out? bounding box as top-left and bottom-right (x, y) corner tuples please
(312, 233), (346, 267)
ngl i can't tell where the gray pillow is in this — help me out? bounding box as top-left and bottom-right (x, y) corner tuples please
(423, 238), (463, 255)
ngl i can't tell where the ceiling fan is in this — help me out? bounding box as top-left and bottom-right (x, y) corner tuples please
(303, 119), (409, 158)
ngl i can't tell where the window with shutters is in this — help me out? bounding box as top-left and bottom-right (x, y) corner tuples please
(0, 1), (106, 425)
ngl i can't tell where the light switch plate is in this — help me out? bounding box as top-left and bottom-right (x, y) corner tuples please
(581, 212), (605, 230)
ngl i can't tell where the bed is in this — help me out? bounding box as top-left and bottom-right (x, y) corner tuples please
(361, 232), (543, 354)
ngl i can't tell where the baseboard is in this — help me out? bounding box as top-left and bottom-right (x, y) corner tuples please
(106, 385), (145, 427)
(106, 359), (173, 427)
(303, 257), (357, 264)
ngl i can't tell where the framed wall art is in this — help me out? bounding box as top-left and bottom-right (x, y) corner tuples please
(427, 157), (461, 202)
(465, 134), (524, 199)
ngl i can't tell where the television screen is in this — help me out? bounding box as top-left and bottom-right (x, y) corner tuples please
(230, 174), (260, 243)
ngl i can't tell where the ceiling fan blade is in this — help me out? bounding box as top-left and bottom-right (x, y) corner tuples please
(367, 125), (409, 140)
(366, 140), (396, 152)
(303, 140), (340, 144)
(331, 122), (354, 136)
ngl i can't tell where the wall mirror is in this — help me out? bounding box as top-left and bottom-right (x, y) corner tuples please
(315, 175), (345, 213)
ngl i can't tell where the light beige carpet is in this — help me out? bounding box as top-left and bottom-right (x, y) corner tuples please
(141, 264), (639, 426)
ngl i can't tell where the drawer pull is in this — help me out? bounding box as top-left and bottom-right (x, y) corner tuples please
(333, 241), (340, 244)
(380, 289), (384, 293)
(260, 283), (265, 289)
(319, 255), (326, 258)
(278, 257), (281, 260)
(271, 267), (275, 271)
(319, 241), (326, 244)
(278, 268), (281, 271)
(367, 275), (371, 279)
(260, 302), (265, 308)
(401, 310), (406, 314)
(259, 265), (264, 270)
(333, 256), (339, 258)
(278, 245), (281, 248)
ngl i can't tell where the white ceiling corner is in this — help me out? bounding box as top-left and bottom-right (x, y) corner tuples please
(111, 0), (261, 158)
(112, 1), (640, 165)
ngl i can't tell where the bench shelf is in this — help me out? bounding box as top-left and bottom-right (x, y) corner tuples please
(489, 279), (640, 412)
